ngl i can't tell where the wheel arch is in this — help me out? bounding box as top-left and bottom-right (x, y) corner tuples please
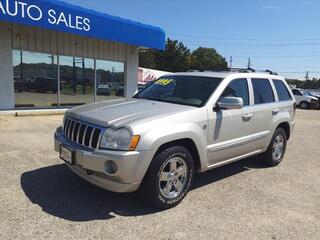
(154, 138), (202, 172)
(277, 121), (291, 140)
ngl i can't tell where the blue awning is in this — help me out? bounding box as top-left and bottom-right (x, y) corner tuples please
(0, 0), (165, 50)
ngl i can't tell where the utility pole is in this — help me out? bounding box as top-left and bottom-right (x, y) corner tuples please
(247, 57), (251, 69)
(20, 50), (23, 80)
(305, 71), (309, 81)
(82, 58), (86, 95)
(229, 56), (233, 69)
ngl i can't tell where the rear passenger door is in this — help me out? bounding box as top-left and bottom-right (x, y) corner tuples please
(250, 78), (278, 150)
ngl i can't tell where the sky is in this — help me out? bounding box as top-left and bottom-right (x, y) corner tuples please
(66, 0), (320, 80)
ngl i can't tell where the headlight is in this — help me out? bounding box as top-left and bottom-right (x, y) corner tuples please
(100, 128), (140, 151)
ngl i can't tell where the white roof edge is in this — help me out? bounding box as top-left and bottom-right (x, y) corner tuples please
(164, 71), (284, 79)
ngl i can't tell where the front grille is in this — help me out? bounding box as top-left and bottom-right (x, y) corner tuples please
(63, 117), (104, 149)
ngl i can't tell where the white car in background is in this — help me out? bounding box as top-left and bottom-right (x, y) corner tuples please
(291, 88), (318, 109)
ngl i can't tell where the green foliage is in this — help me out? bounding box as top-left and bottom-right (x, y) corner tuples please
(190, 47), (228, 71)
(286, 78), (320, 89)
(139, 38), (227, 72)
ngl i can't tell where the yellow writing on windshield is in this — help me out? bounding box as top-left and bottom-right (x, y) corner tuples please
(155, 79), (173, 86)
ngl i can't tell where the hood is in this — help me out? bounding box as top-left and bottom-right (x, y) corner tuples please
(67, 98), (194, 128)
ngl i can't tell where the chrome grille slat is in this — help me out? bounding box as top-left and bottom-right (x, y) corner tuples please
(71, 122), (76, 140)
(63, 117), (103, 150)
(70, 121), (75, 139)
(89, 128), (95, 148)
(76, 123), (82, 143)
(82, 126), (88, 145)
(68, 120), (74, 139)
(96, 131), (103, 149)
(64, 119), (70, 135)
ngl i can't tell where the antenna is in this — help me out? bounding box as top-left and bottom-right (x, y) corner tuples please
(247, 57), (251, 69)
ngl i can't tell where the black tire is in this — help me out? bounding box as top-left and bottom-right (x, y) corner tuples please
(140, 146), (195, 209)
(299, 101), (309, 109)
(262, 128), (287, 167)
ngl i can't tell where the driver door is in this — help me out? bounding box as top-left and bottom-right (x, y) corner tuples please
(207, 78), (257, 166)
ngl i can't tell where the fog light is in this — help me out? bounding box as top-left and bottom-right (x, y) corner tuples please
(105, 161), (117, 174)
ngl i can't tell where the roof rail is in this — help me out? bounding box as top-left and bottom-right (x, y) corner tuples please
(228, 68), (278, 75)
(228, 67), (256, 73)
(187, 68), (278, 75)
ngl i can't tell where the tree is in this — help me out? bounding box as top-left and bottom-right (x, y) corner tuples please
(190, 47), (228, 71)
(139, 38), (228, 72)
(139, 50), (158, 70)
(139, 38), (190, 72)
(156, 38), (191, 72)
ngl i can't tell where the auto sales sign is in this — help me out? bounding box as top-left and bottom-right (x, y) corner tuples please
(0, 0), (91, 31)
(0, 0), (166, 50)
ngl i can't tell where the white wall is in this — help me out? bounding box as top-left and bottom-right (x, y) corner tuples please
(125, 47), (138, 98)
(0, 23), (14, 110)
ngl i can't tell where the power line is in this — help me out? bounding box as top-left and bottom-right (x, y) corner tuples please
(183, 41), (320, 47)
(168, 33), (320, 42)
(228, 55), (320, 58)
(278, 71), (320, 73)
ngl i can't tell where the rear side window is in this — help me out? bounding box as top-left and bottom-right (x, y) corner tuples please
(221, 78), (249, 106)
(272, 80), (292, 101)
(252, 78), (275, 104)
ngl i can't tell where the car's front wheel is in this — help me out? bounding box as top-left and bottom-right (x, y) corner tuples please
(299, 101), (309, 109)
(141, 146), (195, 209)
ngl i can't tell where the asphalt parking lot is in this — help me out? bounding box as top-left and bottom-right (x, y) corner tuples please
(0, 110), (319, 240)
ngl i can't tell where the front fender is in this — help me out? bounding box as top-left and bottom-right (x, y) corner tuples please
(136, 123), (208, 171)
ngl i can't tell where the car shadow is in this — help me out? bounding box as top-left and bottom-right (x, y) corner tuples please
(20, 156), (266, 222)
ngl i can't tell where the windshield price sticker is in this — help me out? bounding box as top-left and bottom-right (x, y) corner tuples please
(155, 79), (173, 86)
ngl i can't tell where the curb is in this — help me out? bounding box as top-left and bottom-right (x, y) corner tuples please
(0, 109), (67, 117)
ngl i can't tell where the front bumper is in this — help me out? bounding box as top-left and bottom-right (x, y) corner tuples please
(54, 127), (152, 193)
(311, 101), (319, 109)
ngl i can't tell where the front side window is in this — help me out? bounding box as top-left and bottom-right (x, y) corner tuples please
(134, 75), (223, 107)
(252, 78), (275, 104)
(272, 80), (292, 101)
(220, 78), (249, 106)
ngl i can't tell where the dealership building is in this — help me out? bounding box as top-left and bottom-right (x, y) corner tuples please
(0, 0), (165, 110)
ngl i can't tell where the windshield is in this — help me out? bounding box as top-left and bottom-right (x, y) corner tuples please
(134, 75), (223, 107)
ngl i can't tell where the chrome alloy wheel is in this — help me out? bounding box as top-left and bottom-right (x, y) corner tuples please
(272, 135), (285, 161)
(159, 157), (188, 199)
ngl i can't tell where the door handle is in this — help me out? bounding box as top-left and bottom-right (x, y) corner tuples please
(272, 109), (280, 115)
(242, 113), (254, 121)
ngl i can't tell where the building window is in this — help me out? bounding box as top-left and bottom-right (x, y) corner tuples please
(96, 59), (125, 102)
(13, 50), (126, 109)
(59, 56), (94, 106)
(13, 50), (58, 108)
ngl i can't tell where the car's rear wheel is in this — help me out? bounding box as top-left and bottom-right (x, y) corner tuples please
(262, 128), (287, 167)
(140, 146), (194, 209)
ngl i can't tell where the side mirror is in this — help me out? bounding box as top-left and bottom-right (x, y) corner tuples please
(216, 97), (243, 110)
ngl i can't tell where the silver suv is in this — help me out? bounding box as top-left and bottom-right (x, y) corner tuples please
(54, 71), (296, 209)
